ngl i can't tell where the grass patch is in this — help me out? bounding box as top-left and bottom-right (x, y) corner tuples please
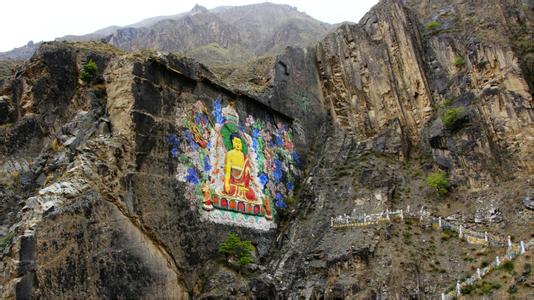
(440, 228), (455, 241)
(453, 56), (465, 67)
(0, 232), (16, 249)
(425, 20), (442, 30)
(441, 106), (466, 131)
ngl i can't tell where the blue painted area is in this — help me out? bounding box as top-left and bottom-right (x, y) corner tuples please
(273, 159), (283, 183)
(275, 193), (287, 208)
(259, 173), (268, 187)
(184, 129), (198, 150)
(252, 139), (258, 153)
(167, 134), (181, 158)
(186, 167), (200, 184)
(275, 135), (283, 147)
(252, 128), (260, 139)
(212, 99), (225, 125)
(204, 155), (212, 172)
(286, 181), (294, 191)
(171, 147), (179, 158)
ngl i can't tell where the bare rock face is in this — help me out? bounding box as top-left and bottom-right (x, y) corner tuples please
(315, 0), (533, 187)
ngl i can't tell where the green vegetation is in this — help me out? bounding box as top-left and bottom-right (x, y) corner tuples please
(426, 171), (450, 196)
(441, 106), (466, 130)
(453, 56), (465, 67)
(500, 260), (514, 273)
(425, 20), (442, 30)
(440, 228), (455, 241)
(461, 284), (475, 295)
(442, 98), (454, 107)
(218, 232), (255, 267)
(479, 281), (501, 294)
(79, 59), (98, 83)
(0, 232), (16, 249)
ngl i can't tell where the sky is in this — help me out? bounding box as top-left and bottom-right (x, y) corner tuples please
(0, 0), (378, 52)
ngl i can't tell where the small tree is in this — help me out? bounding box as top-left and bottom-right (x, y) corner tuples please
(218, 233), (255, 267)
(426, 171), (450, 196)
(79, 59), (97, 83)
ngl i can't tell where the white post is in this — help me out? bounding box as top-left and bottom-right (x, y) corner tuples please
(363, 213), (367, 223)
(477, 268), (481, 279)
(459, 225), (463, 238)
(495, 256), (500, 266)
(419, 207), (424, 221)
(520, 240), (526, 254)
(507, 236), (512, 249)
(438, 217), (442, 229)
(386, 209), (390, 221)
(456, 280), (461, 296)
(406, 205), (410, 214)
(441, 293), (445, 300)
(484, 231), (488, 242)
(400, 209), (404, 221)
(330, 217), (334, 227)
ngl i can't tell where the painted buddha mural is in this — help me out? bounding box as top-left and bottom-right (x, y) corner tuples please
(173, 99), (298, 230)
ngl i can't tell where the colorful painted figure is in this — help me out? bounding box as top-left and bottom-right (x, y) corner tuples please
(223, 136), (256, 201)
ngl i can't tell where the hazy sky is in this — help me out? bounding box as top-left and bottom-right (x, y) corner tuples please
(1, 0), (378, 52)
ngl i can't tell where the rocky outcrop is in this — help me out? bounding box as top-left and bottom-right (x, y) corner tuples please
(315, 0), (533, 187)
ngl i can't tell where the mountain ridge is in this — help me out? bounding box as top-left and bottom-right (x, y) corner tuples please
(0, 2), (335, 66)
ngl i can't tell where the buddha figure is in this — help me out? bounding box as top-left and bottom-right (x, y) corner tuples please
(223, 136), (256, 201)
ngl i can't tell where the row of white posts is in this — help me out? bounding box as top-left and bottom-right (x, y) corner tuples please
(441, 240), (528, 300)
(330, 205), (529, 299)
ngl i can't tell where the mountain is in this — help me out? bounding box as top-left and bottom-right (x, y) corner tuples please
(0, 3), (334, 67)
(0, 0), (533, 299)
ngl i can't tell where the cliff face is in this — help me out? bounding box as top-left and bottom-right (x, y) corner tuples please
(316, 0), (533, 187)
(0, 0), (532, 299)
(0, 41), (324, 298)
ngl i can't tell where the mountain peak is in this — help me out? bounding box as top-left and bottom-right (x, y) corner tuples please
(190, 4), (208, 15)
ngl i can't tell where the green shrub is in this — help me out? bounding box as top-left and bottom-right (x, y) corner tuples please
(79, 59), (98, 83)
(425, 20), (442, 30)
(479, 281), (501, 294)
(426, 171), (450, 196)
(500, 260), (514, 273)
(453, 56), (465, 67)
(461, 284), (474, 295)
(441, 106), (466, 130)
(218, 233), (255, 267)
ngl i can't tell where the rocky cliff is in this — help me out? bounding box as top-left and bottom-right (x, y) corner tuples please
(0, 0), (532, 299)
